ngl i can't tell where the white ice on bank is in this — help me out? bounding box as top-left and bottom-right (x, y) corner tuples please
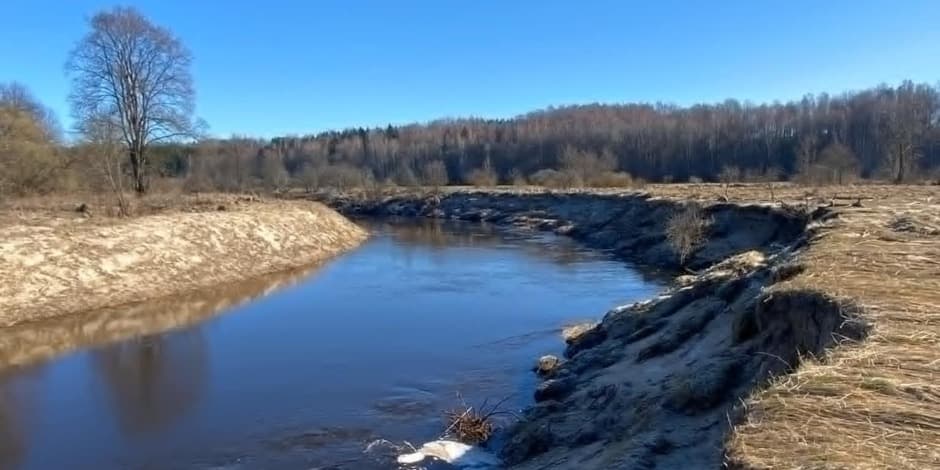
(396, 440), (500, 468)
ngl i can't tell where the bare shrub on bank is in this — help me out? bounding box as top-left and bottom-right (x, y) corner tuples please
(529, 169), (581, 189)
(442, 395), (512, 445)
(509, 169), (527, 186)
(466, 167), (498, 187)
(0, 83), (65, 197)
(666, 203), (712, 266)
(83, 115), (130, 216)
(422, 160), (449, 188)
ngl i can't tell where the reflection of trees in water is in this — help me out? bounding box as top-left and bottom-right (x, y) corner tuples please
(373, 218), (596, 268)
(0, 366), (41, 469)
(372, 218), (499, 249)
(370, 218), (672, 284)
(93, 329), (208, 435)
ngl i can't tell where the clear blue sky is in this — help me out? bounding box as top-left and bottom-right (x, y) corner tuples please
(2, 1), (938, 138)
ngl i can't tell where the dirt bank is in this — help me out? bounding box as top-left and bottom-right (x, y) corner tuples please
(314, 186), (938, 469)
(0, 197), (366, 327)
(319, 189), (808, 271)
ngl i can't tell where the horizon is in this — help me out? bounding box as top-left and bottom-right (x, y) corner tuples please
(3, 0), (939, 138)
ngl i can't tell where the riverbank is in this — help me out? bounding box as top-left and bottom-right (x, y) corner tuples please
(313, 185), (940, 469)
(0, 195), (367, 327)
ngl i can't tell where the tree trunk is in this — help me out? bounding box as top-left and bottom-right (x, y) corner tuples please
(129, 146), (147, 194)
(895, 144), (905, 184)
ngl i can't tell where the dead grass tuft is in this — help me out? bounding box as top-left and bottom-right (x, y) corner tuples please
(666, 202), (712, 265)
(442, 395), (512, 445)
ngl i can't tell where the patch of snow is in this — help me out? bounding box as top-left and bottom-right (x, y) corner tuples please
(396, 440), (499, 469)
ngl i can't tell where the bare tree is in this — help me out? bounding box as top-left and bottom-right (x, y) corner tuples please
(84, 113), (130, 216)
(66, 7), (197, 194)
(818, 142), (859, 185)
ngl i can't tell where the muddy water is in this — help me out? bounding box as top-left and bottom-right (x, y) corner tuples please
(0, 219), (664, 469)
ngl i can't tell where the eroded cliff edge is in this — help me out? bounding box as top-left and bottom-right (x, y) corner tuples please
(316, 189), (867, 469)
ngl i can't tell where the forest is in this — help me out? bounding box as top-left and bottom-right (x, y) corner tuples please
(151, 80), (940, 190)
(4, 79), (940, 197)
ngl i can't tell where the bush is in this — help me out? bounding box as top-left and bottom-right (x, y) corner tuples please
(318, 164), (374, 190)
(666, 203), (712, 266)
(509, 168), (527, 186)
(0, 89), (63, 196)
(529, 169), (582, 188)
(718, 166), (742, 184)
(421, 160), (449, 187)
(466, 167), (498, 187)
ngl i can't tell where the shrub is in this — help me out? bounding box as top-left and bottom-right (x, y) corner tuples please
(466, 167), (498, 186)
(509, 168), (527, 186)
(529, 168), (582, 188)
(421, 160), (449, 187)
(318, 164), (374, 190)
(666, 203), (712, 266)
(718, 165), (742, 184)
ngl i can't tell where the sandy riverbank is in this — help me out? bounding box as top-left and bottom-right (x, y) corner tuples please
(0, 195), (367, 327)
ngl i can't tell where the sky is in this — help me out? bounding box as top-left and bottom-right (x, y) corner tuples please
(1, 0), (939, 138)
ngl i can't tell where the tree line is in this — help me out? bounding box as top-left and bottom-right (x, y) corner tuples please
(2, 7), (939, 201)
(163, 81), (940, 190)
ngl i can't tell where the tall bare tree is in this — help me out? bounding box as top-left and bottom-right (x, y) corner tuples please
(66, 7), (197, 194)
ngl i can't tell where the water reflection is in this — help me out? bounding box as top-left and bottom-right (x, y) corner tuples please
(0, 218), (666, 469)
(369, 217), (667, 279)
(93, 330), (207, 435)
(0, 264), (323, 374)
(0, 368), (40, 469)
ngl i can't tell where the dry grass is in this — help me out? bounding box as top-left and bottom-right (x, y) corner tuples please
(442, 395), (513, 445)
(665, 202), (712, 265)
(716, 184), (940, 469)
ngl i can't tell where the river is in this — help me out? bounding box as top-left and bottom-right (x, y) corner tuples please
(0, 218), (664, 469)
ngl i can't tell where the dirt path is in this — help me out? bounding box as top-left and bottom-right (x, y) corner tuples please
(0, 197), (367, 327)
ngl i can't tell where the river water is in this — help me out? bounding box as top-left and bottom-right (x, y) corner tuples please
(0, 218), (664, 469)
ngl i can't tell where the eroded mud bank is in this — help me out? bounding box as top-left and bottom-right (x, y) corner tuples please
(320, 190), (807, 270)
(317, 190), (866, 468)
